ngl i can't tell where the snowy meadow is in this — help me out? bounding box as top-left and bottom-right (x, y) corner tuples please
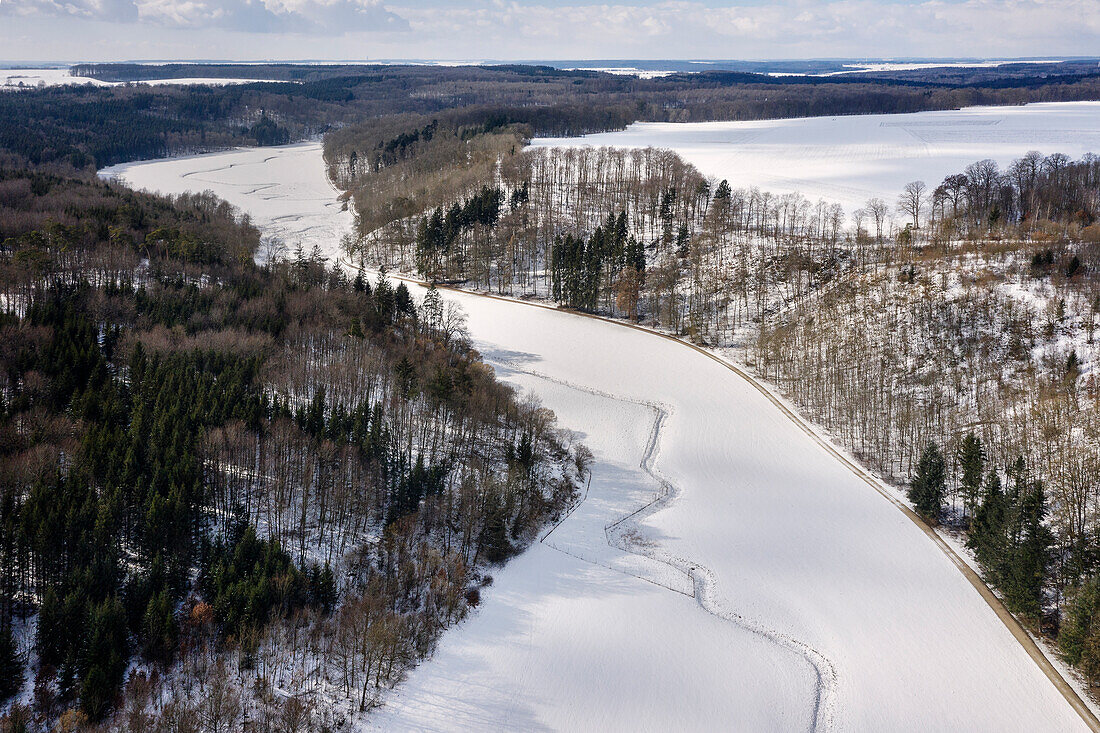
(532, 101), (1100, 216)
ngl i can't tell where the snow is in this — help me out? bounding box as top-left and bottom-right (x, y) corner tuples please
(768, 60), (1068, 77)
(106, 142), (1093, 731)
(561, 66), (677, 79)
(120, 77), (293, 86)
(532, 101), (1100, 216)
(0, 67), (291, 89)
(0, 67), (112, 88)
(99, 142), (355, 259)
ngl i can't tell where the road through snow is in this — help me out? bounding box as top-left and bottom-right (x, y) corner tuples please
(101, 139), (1094, 731)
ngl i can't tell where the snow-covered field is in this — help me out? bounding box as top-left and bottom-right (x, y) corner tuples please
(561, 66), (676, 78)
(103, 140), (1093, 731)
(0, 67), (289, 89)
(532, 101), (1100, 215)
(99, 142), (354, 258)
(767, 59), (1067, 77)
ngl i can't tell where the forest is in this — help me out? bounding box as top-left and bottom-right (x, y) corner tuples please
(6, 61), (1100, 170)
(330, 117), (1100, 687)
(2, 61), (1100, 724)
(0, 165), (583, 730)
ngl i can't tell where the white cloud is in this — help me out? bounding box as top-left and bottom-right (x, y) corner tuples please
(3, 0), (409, 33)
(2, 0), (1098, 60)
(387, 0), (1100, 58)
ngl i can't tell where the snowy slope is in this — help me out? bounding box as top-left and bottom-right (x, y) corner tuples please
(367, 371), (818, 731)
(99, 141), (354, 258)
(100, 141), (1093, 731)
(376, 289), (1088, 732)
(532, 101), (1100, 215)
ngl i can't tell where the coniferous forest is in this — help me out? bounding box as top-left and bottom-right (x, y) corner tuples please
(0, 166), (583, 728)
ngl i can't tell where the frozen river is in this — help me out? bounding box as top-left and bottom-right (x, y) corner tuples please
(101, 130), (1095, 731)
(532, 101), (1100, 215)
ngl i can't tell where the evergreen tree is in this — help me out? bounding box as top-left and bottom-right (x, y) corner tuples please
(35, 588), (64, 670)
(908, 442), (946, 520)
(957, 432), (985, 521)
(80, 596), (128, 720)
(968, 470), (1007, 579)
(0, 623), (22, 702)
(1060, 577), (1100, 667)
(480, 504), (512, 564)
(305, 387), (326, 439)
(309, 563), (337, 614)
(395, 282), (415, 317)
(421, 283), (443, 335)
(140, 588), (177, 665)
(1001, 472), (1052, 618)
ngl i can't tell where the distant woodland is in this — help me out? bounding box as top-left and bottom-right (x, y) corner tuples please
(4, 61), (1100, 169)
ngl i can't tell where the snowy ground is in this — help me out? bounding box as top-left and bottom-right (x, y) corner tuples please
(768, 59), (1067, 77)
(99, 142), (354, 258)
(532, 101), (1100, 216)
(0, 67), (290, 89)
(101, 140), (1093, 731)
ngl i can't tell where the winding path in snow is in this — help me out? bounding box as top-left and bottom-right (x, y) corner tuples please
(520, 365), (837, 732)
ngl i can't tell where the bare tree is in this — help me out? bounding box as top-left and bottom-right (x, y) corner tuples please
(898, 180), (927, 229)
(866, 197), (889, 244)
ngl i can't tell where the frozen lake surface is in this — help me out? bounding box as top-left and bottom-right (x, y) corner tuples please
(532, 101), (1100, 215)
(101, 139), (1095, 732)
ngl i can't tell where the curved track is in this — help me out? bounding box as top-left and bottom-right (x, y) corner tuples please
(521, 365), (837, 731)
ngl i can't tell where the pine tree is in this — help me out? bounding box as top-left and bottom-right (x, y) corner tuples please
(309, 563), (337, 614)
(421, 283), (443, 335)
(80, 596), (128, 720)
(140, 588), (177, 665)
(1001, 476), (1052, 618)
(395, 282), (415, 318)
(36, 587), (64, 669)
(1060, 577), (1100, 667)
(1061, 578), (1100, 686)
(0, 623), (22, 702)
(968, 471), (1007, 579)
(957, 432), (985, 522)
(908, 442), (946, 521)
(479, 495), (512, 564)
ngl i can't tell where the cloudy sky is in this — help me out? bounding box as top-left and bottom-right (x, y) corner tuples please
(2, 0), (1098, 63)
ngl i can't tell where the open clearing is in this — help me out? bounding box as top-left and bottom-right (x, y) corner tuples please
(532, 101), (1100, 215)
(101, 133), (1094, 731)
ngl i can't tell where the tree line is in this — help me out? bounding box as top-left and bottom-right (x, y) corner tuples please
(8, 60), (1100, 170)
